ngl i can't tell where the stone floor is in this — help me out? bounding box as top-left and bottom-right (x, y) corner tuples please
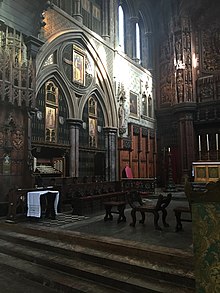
(20, 189), (193, 252)
(68, 198), (192, 252)
(0, 190), (193, 292)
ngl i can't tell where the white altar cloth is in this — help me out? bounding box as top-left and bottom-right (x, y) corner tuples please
(27, 190), (59, 218)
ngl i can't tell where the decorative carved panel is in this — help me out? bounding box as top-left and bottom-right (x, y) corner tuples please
(201, 22), (220, 72)
(0, 25), (35, 107)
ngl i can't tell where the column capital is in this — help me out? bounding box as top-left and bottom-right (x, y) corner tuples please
(66, 118), (83, 127)
(144, 31), (153, 37)
(103, 127), (118, 134)
(130, 16), (139, 24)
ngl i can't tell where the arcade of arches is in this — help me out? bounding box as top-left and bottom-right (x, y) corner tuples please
(0, 0), (220, 212)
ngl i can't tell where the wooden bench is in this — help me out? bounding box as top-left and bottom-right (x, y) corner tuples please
(103, 200), (127, 223)
(127, 190), (172, 230)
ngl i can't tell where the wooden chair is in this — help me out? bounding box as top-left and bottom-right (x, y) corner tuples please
(103, 200), (126, 223)
(127, 190), (172, 230)
(173, 180), (194, 232)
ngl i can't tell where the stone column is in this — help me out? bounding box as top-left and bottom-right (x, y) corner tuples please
(102, 0), (110, 41)
(67, 118), (82, 178)
(130, 17), (138, 61)
(104, 127), (118, 181)
(72, 0), (83, 23)
(108, 0), (116, 46)
(179, 113), (195, 181)
(144, 32), (153, 70)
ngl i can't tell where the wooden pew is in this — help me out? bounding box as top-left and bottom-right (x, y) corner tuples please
(69, 181), (126, 215)
(127, 190), (172, 230)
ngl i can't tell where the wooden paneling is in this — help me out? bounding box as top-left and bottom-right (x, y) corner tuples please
(118, 125), (156, 179)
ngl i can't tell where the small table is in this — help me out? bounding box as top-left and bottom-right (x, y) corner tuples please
(27, 190), (59, 218)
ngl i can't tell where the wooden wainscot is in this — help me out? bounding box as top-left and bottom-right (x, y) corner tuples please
(71, 181), (127, 215)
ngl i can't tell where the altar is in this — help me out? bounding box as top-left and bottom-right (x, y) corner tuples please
(192, 162), (220, 183)
(27, 190), (59, 218)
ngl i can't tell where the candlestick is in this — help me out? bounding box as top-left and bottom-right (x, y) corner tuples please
(216, 133), (219, 151)
(206, 134), (209, 151)
(198, 135), (201, 152)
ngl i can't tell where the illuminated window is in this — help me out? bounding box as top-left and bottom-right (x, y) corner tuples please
(136, 23), (141, 60)
(82, 0), (101, 35)
(118, 5), (125, 52)
(89, 97), (97, 116)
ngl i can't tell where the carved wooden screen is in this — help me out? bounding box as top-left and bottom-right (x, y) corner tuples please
(0, 25), (34, 107)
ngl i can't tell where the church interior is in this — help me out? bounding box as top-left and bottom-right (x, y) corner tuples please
(0, 0), (220, 292)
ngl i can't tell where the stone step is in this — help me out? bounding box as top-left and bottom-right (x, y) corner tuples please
(0, 223), (194, 272)
(0, 229), (194, 289)
(0, 238), (194, 293)
(0, 252), (124, 293)
(0, 264), (58, 293)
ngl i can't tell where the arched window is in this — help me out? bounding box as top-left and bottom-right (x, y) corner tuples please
(136, 22), (141, 61)
(118, 5), (125, 52)
(45, 81), (58, 143)
(88, 97), (98, 147)
(32, 80), (69, 145)
(81, 0), (101, 35)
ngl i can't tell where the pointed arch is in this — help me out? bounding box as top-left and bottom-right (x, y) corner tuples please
(36, 70), (76, 118)
(36, 30), (118, 128)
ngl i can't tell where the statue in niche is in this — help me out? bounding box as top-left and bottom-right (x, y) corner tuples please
(0, 131), (3, 146)
(4, 154), (10, 164)
(117, 83), (127, 133)
(12, 130), (24, 150)
(175, 39), (182, 62)
(186, 33), (191, 49)
(142, 92), (147, 115)
(200, 84), (214, 101)
(176, 70), (184, 102)
(187, 49), (192, 65)
(118, 98), (125, 128)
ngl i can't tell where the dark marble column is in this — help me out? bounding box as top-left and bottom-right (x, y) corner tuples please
(104, 127), (118, 181)
(67, 118), (83, 178)
(179, 113), (195, 181)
